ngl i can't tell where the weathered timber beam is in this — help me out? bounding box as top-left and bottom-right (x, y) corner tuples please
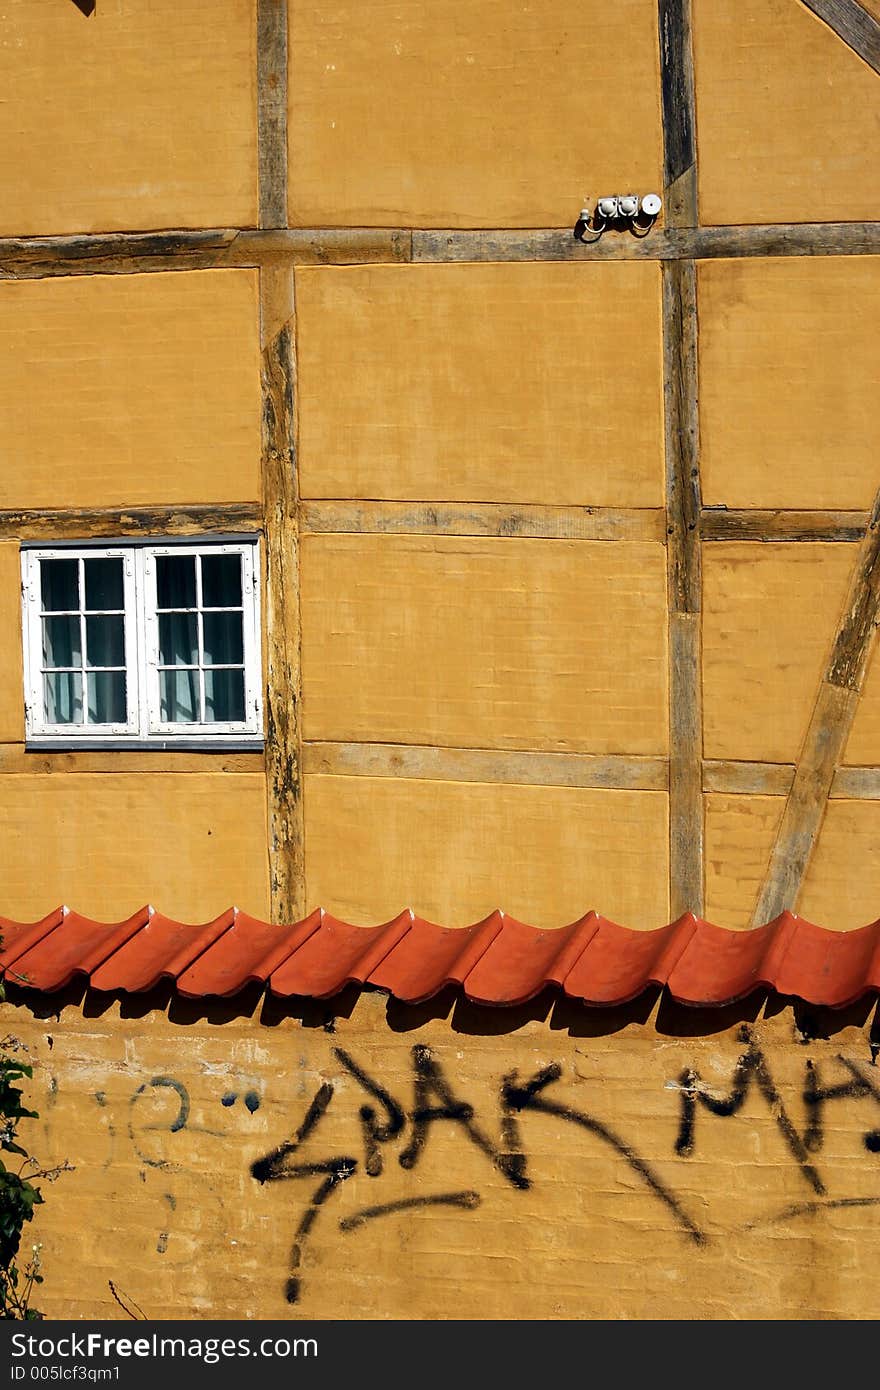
(261, 266), (306, 924)
(300, 501), (666, 544)
(702, 760), (880, 798)
(1, 225), (879, 279)
(751, 489), (880, 925)
(303, 743), (668, 793)
(831, 766), (880, 798)
(701, 509), (870, 542)
(663, 260), (704, 918)
(702, 761), (796, 797)
(0, 229), (412, 278)
(658, 0), (698, 228)
(691, 223), (880, 258)
(0, 504), (262, 542)
(801, 0), (880, 75)
(257, 0), (288, 231)
(0, 744), (263, 775)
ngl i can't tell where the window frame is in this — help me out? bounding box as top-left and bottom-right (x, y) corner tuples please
(21, 535), (264, 751)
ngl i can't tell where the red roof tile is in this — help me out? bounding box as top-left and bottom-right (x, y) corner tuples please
(1, 906), (879, 1009)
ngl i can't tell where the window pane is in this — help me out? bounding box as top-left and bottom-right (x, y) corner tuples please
(158, 613), (199, 666)
(159, 668), (199, 723)
(43, 671), (83, 724)
(40, 558), (79, 612)
(202, 611), (244, 666)
(85, 615), (125, 668)
(87, 671), (127, 725)
(201, 553), (242, 608)
(204, 668), (245, 723)
(42, 615), (81, 668)
(156, 554), (196, 609)
(84, 557), (124, 611)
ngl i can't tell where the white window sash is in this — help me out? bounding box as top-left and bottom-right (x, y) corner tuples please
(21, 541), (263, 747)
(21, 548), (139, 738)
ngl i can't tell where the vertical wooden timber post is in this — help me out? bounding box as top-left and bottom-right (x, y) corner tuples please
(659, 0), (703, 917)
(258, 1), (305, 922)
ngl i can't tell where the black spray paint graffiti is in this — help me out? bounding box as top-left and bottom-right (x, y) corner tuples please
(97, 1033), (880, 1301)
(251, 1044), (707, 1303)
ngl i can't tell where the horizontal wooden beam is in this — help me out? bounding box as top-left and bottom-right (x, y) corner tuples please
(705, 760), (880, 799)
(0, 228), (412, 279)
(411, 223), (880, 263)
(1, 223), (879, 278)
(701, 509), (868, 542)
(702, 760), (795, 797)
(831, 766), (880, 799)
(0, 503), (262, 542)
(801, 0), (880, 76)
(300, 501), (666, 543)
(0, 744), (264, 775)
(302, 742), (669, 792)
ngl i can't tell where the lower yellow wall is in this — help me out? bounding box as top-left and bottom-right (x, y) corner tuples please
(8, 990), (880, 1320)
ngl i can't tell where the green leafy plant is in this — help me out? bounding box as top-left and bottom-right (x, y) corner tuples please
(0, 970), (72, 1319)
(0, 1034), (47, 1319)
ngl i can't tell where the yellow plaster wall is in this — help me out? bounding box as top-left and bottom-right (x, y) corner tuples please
(287, 0), (662, 227)
(694, 0), (880, 226)
(0, 271), (262, 510)
(704, 794), (785, 929)
(699, 258), (880, 511)
(303, 773), (669, 927)
(800, 801), (880, 929)
(0, 544), (25, 744)
(7, 993), (880, 1320)
(702, 545), (855, 764)
(300, 535), (668, 755)
(0, 773), (269, 922)
(296, 263), (664, 506)
(0, 0), (258, 236)
(705, 795), (880, 931)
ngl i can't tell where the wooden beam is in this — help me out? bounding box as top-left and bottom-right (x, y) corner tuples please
(663, 258), (704, 918)
(257, 0), (289, 230)
(300, 501), (666, 544)
(0, 503), (262, 542)
(801, 0), (880, 75)
(260, 266), (306, 924)
(302, 742), (669, 793)
(0, 744), (263, 775)
(702, 760), (795, 797)
(658, 0), (698, 227)
(690, 222), (880, 259)
(831, 766), (880, 799)
(703, 760), (880, 798)
(1, 224), (880, 278)
(0, 228), (411, 279)
(751, 490), (880, 925)
(701, 509), (869, 543)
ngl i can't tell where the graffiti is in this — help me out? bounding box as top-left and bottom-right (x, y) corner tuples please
(673, 1024), (825, 1193)
(72, 1029), (880, 1306)
(221, 1090), (261, 1113)
(673, 1025), (880, 1194)
(251, 1043), (710, 1302)
(128, 1076), (190, 1172)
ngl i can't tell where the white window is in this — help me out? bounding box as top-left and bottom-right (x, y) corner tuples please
(21, 539), (263, 749)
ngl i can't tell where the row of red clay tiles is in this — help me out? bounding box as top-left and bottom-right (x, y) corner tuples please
(1, 907), (880, 1008)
